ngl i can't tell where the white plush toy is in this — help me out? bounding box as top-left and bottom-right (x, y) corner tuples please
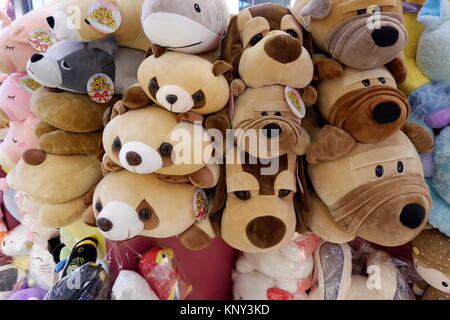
(232, 233), (320, 300)
(112, 270), (159, 300)
(1, 225), (33, 257)
(28, 244), (57, 291)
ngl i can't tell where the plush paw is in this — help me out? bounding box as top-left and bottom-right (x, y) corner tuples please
(314, 58), (344, 80)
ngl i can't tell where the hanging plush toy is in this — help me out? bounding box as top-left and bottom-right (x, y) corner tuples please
(141, 0), (230, 56)
(46, 0), (150, 51)
(112, 270), (159, 300)
(292, 0), (408, 83)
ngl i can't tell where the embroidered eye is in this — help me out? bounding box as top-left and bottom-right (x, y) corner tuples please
(194, 3), (201, 13)
(286, 29), (298, 38)
(357, 9), (367, 15)
(192, 90), (205, 102)
(362, 79), (371, 87)
(234, 191), (251, 201)
(95, 201), (103, 213)
(249, 33), (263, 46)
(5, 45), (15, 51)
(378, 77), (386, 84)
(84, 19), (91, 25)
(61, 60), (71, 70)
(149, 77), (159, 92)
(112, 137), (121, 151)
(78, 247), (84, 253)
(160, 142), (173, 156)
(442, 282), (449, 288)
(375, 165), (384, 177)
(7, 95), (15, 101)
(278, 190), (291, 198)
(12, 137), (17, 143)
(139, 208), (151, 220)
(261, 111), (268, 116)
(397, 161), (404, 173)
(275, 112), (282, 116)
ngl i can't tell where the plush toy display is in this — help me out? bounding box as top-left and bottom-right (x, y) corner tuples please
(112, 270), (158, 300)
(416, 0), (450, 82)
(412, 229), (450, 300)
(292, 0), (408, 83)
(47, 0), (150, 51)
(232, 233), (319, 300)
(141, 0), (230, 56)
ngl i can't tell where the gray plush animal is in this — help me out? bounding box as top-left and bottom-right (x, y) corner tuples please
(26, 35), (144, 95)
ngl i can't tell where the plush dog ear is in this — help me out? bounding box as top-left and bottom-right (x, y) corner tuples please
(145, 42), (165, 59)
(179, 220), (214, 251)
(301, 27), (315, 58)
(110, 100), (129, 121)
(213, 60), (233, 82)
(401, 122), (434, 153)
(87, 35), (118, 56)
(385, 56), (407, 84)
(299, 0), (333, 19)
(220, 15), (243, 79)
(122, 85), (151, 110)
(82, 185), (97, 227)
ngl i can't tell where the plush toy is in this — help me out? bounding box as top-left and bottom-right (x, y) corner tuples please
(138, 246), (192, 300)
(308, 241), (415, 300)
(0, 1), (58, 74)
(47, 0), (150, 51)
(292, 0), (408, 83)
(28, 243), (57, 291)
(141, 0), (229, 56)
(102, 106), (219, 188)
(408, 81), (450, 236)
(416, 0), (450, 82)
(221, 3), (314, 91)
(7, 281), (47, 300)
(82, 170), (214, 250)
(112, 270), (159, 300)
(305, 129), (432, 247)
(59, 219), (106, 257)
(231, 85), (313, 159)
(123, 51), (231, 116)
(0, 225), (33, 257)
(6, 149), (103, 228)
(412, 229), (450, 300)
(60, 236), (98, 278)
(232, 233), (320, 300)
(0, 262), (28, 299)
(0, 219), (6, 244)
(27, 36), (144, 96)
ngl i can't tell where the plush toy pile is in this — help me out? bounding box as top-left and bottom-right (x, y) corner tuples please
(0, 0), (448, 301)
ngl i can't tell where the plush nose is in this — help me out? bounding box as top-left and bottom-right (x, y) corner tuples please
(400, 203), (425, 229)
(30, 54), (44, 63)
(46, 16), (55, 29)
(125, 151), (142, 166)
(97, 218), (113, 232)
(262, 123), (282, 138)
(372, 102), (401, 124)
(264, 34), (302, 64)
(166, 94), (178, 105)
(246, 216), (286, 249)
(371, 26), (399, 47)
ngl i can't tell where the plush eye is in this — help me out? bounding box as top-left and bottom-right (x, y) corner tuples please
(194, 3), (201, 13)
(397, 161), (404, 173)
(78, 247), (84, 253)
(279, 190), (291, 198)
(5, 45), (15, 51)
(84, 19), (91, 25)
(442, 282), (449, 288)
(357, 8), (367, 15)
(375, 165), (384, 177)
(159, 142), (173, 156)
(139, 208), (151, 220)
(275, 112), (282, 116)
(286, 29), (298, 38)
(362, 79), (371, 87)
(61, 60), (71, 70)
(95, 201), (103, 213)
(149, 77), (159, 91)
(12, 137), (17, 143)
(261, 111), (268, 116)
(112, 137), (122, 151)
(234, 191), (251, 201)
(249, 33), (263, 46)
(7, 95), (15, 101)
(192, 90), (205, 102)
(378, 77), (386, 84)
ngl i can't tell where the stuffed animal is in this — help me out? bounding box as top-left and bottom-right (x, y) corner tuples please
(308, 241), (415, 300)
(102, 106), (219, 188)
(408, 81), (450, 236)
(0, 1), (58, 74)
(112, 270), (159, 300)
(46, 0), (150, 51)
(6, 149), (103, 228)
(305, 129), (432, 247)
(7, 281), (47, 300)
(123, 51), (231, 116)
(60, 236), (98, 278)
(28, 243), (57, 291)
(292, 0), (408, 83)
(82, 170), (215, 250)
(141, 0), (229, 56)
(412, 229), (450, 300)
(1, 225), (33, 257)
(221, 3), (314, 91)
(232, 233), (320, 300)
(27, 35), (144, 96)
(416, 0), (450, 82)
(0, 262), (28, 299)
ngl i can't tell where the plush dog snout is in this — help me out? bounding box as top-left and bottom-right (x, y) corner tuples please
(46, 16), (55, 29)
(119, 141), (163, 174)
(264, 34), (302, 64)
(400, 203), (425, 229)
(97, 218), (113, 232)
(372, 102), (401, 124)
(30, 54), (44, 63)
(246, 216), (286, 249)
(125, 151), (142, 166)
(262, 123), (282, 138)
(166, 94), (178, 105)
(371, 26), (399, 47)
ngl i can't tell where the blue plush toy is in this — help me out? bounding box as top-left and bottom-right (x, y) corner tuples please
(409, 81), (450, 236)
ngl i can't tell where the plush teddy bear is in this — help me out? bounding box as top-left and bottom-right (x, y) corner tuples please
(232, 233), (319, 300)
(220, 3), (314, 92)
(46, 0), (150, 51)
(0, 1), (58, 74)
(102, 106), (219, 189)
(82, 169), (215, 250)
(412, 228), (450, 300)
(6, 149), (103, 228)
(292, 0), (408, 83)
(416, 0), (450, 82)
(27, 35), (144, 96)
(141, 0), (229, 56)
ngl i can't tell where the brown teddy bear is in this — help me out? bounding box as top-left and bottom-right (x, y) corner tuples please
(82, 169), (214, 250)
(292, 0), (408, 83)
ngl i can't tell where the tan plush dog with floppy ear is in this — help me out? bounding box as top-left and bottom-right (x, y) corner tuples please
(82, 170), (214, 250)
(221, 3), (314, 93)
(292, 0), (408, 83)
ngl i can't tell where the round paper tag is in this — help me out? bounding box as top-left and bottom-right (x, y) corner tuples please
(20, 75), (42, 93)
(193, 189), (208, 222)
(86, 0), (122, 34)
(28, 28), (57, 52)
(87, 73), (115, 103)
(285, 86), (306, 119)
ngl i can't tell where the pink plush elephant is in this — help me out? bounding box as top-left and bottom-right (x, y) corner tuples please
(0, 1), (58, 74)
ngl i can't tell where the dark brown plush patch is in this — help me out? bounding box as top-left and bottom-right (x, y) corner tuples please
(385, 56), (407, 84)
(177, 111), (204, 124)
(401, 122), (434, 153)
(82, 205), (97, 227)
(246, 216), (286, 248)
(179, 224), (212, 251)
(123, 86), (151, 109)
(188, 166), (215, 189)
(264, 34), (302, 64)
(248, 4), (290, 31)
(136, 199), (159, 230)
(22, 149), (46, 166)
(314, 58), (344, 81)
